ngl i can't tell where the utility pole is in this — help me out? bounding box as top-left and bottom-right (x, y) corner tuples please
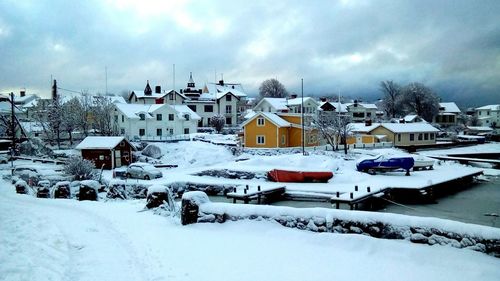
(10, 92), (15, 171)
(301, 79), (305, 156)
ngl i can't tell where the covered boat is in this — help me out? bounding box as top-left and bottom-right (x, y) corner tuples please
(267, 169), (333, 183)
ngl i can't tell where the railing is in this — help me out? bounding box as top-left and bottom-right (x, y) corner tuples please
(130, 134), (191, 142)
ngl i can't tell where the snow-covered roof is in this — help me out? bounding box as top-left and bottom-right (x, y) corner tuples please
(20, 121), (45, 133)
(76, 136), (126, 150)
(403, 114), (419, 122)
(465, 126), (494, 131)
(14, 94), (38, 104)
(204, 82), (247, 98)
(243, 109), (256, 120)
(286, 97), (318, 107)
(439, 102), (461, 113)
(254, 98), (288, 111)
(476, 104), (500, 111)
(345, 103), (378, 109)
(318, 101), (348, 113)
(349, 123), (379, 133)
(114, 103), (157, 119)
(241, 112), (291, 128)
(377, 123), (440, 133)
(171, 105), (201, 120)
(130, 90), (166, 100)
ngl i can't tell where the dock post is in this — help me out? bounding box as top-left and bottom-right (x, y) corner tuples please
(350, 204), (354, 210)
(234, 187), (237, 193)
(244, 189), (247, 194)
(246, 184), (249, 189)
(367, 186), (371, 192)
(336, 191), (339, 197)
(350, 192), (353, 199)
(355, 185), (358, 191)
(258, 194), (261, 204)
(336, 202), (339, 209)
(258, 185), (261, 191)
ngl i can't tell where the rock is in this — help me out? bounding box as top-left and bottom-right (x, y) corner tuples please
(349, 226), (363, 234)
(307, 220), (319, 232)
(460, 237), (475, 248)
(466, 243), (486, 253)
(198, 214), (216, 223)
(410, 233), (428, 244)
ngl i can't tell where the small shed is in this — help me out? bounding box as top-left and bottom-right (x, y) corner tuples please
(76, 136), (134, 170)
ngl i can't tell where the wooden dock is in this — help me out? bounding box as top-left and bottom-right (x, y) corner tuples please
(226, 185), (286, 204)
(427, 155), (500, 168)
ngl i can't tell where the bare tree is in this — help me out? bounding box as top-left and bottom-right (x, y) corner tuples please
(379, 80), (402, 118)
(75, 93), (93, 137)
(468, 114), (481, 126)
(315, 111), (338, 150)
(336, 115), (353, 155)
(258, 78), (288, 100)
(210, 114), (226, 133)
(92, 95), (117, 136)
(62, 97), (80, 145)
(400, 82), (440, 122)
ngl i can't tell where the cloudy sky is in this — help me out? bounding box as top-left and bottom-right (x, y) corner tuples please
(0, 0), (498, 106)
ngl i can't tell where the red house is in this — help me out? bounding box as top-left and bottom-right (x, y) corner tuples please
(76, 136), (135, 169)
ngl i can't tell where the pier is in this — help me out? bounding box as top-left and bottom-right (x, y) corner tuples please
(427, 155), (500, 168)
(226, 185), (286, 204)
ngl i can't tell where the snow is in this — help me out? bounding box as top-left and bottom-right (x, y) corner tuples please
(146, 184), (168, 195)
(2, 182), (499, 281)
(76, 136), (126, 149)
(439, 102), (461, 113)
(182, 191), (210, 205)
(170, 105), (201, 120)
(476, 104), (500, 111)
(378, 122), (440, 133)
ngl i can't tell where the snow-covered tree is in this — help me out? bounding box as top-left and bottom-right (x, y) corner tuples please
(91, 95), (117, 136)
(62, 97), (80, 145)
(315, 112), (352, 154)
(400, 82), (440, 122)
(379, 80), (403, 118)
(258, 78), (289, 100)
(336, 115), (353, 155)
(64, 155), (96, 180)
(75, 92), (93, 137)
(210, 114), (226, 133)
(47, 94), (64, 149)
(468, 114), (480, 126)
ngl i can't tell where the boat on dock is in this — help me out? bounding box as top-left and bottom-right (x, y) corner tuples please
(267, 169), (333, 183)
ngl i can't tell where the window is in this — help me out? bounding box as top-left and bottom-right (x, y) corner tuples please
(204, 105), (213, 112)
(167, 128), (173, 135)
(226, 95), (232, 101)
(99, 155), (104, 160)
(139, 113), (145, 120)
(114, 115), (118, 122)
(157, 129), (162, 136)
(397, 134), (401, 142)
(487, 111), (490, 115)
(257, 117), (265, 126)
(367, 112), (372, 117)
(184, 114), (190, 121)
(184, 128), (190, 134)
(188, 105), (197, 112)
(430, 133), (435, 140)
(139, 128), (145, 136)
(226, 117), (232, 125)
(168, 114), (174, 121)
(410, 134), (414, 141)
(418, 133), (423, 141)
(353, 112), (365, 118)
(257, 135), (265, 145)
(156, 114), (162, 121)
(121, 115), (124, 123)
(169, 93), (174, 100)
(226, 105), (232, 114)
(281, 135), (286, 145)
(120, 128), (125, 134)
(424, 133), (429, 140)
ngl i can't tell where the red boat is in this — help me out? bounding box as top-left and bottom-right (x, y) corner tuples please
(267, 169), (333, 183)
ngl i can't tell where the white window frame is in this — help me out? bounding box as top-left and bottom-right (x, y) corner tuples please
(256, 135), (265, 145)
(257, 117), (265, 126)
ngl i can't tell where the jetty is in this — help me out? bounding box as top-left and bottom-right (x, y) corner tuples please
(226, 185), (285, 204)
(427, 155), (500, 168)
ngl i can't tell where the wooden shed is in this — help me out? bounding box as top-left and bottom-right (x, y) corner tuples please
(76, 136), (134, 170)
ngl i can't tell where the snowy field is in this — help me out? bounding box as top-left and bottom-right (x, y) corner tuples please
(1, 179), (500, 281)
(1, 140), (500, 280)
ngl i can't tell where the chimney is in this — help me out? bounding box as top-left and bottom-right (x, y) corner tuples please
(290, 94), (297, 99)
(155, 85), (161, 94)
(144, 80), (152, 96)
(365, 118), (372, 126)
(218, 80), (224, 86)
(320, 97), (327, 102)
(20, 90), (26, 97)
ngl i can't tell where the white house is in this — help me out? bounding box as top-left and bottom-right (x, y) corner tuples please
(113, 103), (200, 141)
(345, 101), (378, 122)
(253, 96), (320, 114)
(434, 102), (461, 126)
(475, 104), (499, 128)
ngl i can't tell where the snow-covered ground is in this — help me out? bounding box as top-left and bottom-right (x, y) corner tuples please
(1, 180), (500, 281)
(2, 141), (500, 280)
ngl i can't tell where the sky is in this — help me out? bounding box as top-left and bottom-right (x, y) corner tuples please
(0, 0), (499, 107)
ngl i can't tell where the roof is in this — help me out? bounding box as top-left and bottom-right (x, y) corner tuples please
(465, 126), (494, 131)
(350, 123), (379, 133)
(403, 114), (419, 122)
(476, 104), (500, 111)
(241, 112), (291, 128)
(286, 97), (319, 107)
(170, 105), (201, 120)
(204, 82), (247, 97)
(376, 123), (440, 133)
(76, 136), (126, 150)
(439, 102), (461, 113)
(254, 98), (288, 111)
(130, 90), (166, 100)
(319, 101), (348, 113)
(345, 103), (378, 109)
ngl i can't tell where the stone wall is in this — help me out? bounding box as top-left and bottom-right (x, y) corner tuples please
(181, 191), (500, 258)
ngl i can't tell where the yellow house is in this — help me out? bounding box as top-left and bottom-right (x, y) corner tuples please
(241, 112), (319, 148)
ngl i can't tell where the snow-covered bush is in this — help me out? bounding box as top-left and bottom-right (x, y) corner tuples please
(19, 137), (53, 157)
(79, 180), (99, 201)
(210, 114), (225, 133)
(64, 155), (96, 180)
(15, 180), (29, 194)
(141, 144), (163, 159)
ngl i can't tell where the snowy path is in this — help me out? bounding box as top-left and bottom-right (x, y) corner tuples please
(2, 180), (500, 281)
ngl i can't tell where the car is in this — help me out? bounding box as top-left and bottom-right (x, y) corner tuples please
(126, 163), (163, 180)
(356, 154), (415, 176)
